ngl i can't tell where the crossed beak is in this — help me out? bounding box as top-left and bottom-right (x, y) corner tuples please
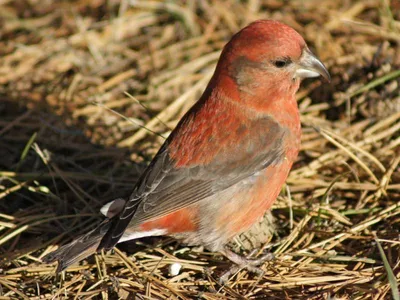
(296, 47), (331, 82)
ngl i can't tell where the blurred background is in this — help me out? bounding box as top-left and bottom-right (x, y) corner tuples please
(0, 0), (399, 299)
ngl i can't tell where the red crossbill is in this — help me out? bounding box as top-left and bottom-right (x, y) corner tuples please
(43, 20), (330, 274)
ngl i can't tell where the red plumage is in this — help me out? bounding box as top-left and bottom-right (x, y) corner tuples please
(43, 20), (330, 273)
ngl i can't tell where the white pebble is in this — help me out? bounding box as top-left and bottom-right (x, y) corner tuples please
(169, 263), (182, 276)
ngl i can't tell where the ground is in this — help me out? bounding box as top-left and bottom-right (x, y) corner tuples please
(0, 0), (399, 299)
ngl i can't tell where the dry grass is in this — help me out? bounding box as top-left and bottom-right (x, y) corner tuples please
(0, 0), (399, 299)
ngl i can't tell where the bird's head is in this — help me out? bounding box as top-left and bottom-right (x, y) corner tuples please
(212, 20), (330, 105)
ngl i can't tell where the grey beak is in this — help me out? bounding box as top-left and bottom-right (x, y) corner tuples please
(296, 48), (331, 82)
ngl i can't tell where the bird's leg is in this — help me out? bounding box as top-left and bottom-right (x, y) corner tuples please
(219, 247), (274, 283)
(223, 247), (275, 269)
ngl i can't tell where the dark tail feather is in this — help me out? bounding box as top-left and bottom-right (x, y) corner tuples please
(42, 220), (111, 273)
(97, 216), (129, 252)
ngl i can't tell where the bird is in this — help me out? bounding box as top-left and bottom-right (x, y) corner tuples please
(43, 20), (330, 274)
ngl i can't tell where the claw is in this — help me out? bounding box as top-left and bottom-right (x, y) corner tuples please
(219, 248), (274, 283)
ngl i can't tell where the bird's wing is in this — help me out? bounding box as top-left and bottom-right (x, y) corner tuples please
(98, 115), (289, 250)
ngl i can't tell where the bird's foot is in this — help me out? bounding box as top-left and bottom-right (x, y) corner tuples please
(219, 248), (274, 283)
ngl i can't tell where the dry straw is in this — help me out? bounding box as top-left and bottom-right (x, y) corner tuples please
(0, 0), (399, 299)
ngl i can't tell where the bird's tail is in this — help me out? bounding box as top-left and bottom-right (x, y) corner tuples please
(43, 198), (126, 272)
(42, 219), (111, 273)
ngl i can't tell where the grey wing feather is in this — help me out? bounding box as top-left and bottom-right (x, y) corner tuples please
(131, 141), (284, 226)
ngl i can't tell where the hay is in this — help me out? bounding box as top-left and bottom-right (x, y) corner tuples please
(0, 0), (399, 298)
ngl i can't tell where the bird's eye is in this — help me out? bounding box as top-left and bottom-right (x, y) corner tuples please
(272, 58), (291, 68)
